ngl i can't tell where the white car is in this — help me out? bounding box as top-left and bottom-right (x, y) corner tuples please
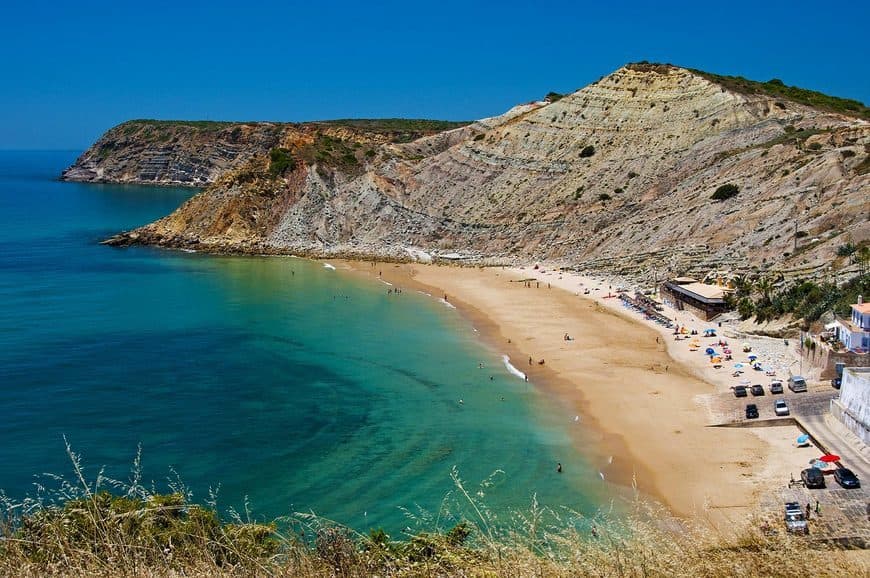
(784, 502), (808, 534)
(774, 399), (789, 416)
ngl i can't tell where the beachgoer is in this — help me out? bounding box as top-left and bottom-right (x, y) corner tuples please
(815, 500), (821, 515)
(556, 462), (562, 473)
(524, 374), (528, 382)
(490, 375), (494, 380)
(805, 503), (811, 520)
(529, 356), (533, 365)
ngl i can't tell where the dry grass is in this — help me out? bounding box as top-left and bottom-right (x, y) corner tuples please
(0, 446), (860, 577)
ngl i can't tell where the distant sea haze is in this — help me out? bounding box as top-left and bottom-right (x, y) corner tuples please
(0, 151), (607, 532)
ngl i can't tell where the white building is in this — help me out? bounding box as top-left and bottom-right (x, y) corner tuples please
(832, 298), (870, 353)
(831, 367), (870, 444)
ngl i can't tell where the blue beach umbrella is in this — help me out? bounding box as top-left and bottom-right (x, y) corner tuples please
(797, 434), (810, 444)
(705, 347), (715, 355)
(734, 363), (744, 369)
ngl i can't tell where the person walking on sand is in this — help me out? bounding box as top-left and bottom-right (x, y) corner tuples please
(815, 500), (821, 516)
(806, 503), (811, 520)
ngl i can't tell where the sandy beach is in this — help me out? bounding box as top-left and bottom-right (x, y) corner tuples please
(342, 261), (816, 528)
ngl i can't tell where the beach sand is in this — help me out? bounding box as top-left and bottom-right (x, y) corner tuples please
(343, 261), (814, 529)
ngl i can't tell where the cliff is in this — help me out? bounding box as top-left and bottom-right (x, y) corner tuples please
(87, 64), (870, 281)
(61, 119), (470, 186)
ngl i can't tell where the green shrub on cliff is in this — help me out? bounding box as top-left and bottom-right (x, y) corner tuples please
(710, 183), (739, 201)
(268, 147), (297, 176)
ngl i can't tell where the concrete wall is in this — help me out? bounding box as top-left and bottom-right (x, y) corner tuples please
(832, 367), (870, 445)
(801, 340), (869, 379)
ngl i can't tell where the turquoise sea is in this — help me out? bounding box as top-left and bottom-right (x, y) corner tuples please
(0, 151), (608, 533)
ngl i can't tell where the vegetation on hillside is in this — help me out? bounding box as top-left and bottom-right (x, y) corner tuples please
(687, 69), (870, 120)
(729, 250), (870, 324)
(268, 147), (297, 176)
(0, 445), (859, 577)
(316, 119), (470, 142)
(710, 183), (740, 201)
(626, 61), (869, 120)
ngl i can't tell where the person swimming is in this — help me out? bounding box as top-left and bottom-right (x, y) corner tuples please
(556, 462), (562, 473)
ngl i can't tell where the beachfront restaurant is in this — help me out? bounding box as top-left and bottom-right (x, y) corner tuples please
(660, 278), (731, 321)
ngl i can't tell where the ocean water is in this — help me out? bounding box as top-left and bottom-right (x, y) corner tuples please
(0, 151), (608, 532)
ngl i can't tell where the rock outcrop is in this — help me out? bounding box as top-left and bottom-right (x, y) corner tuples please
(87, 64), (870, 281)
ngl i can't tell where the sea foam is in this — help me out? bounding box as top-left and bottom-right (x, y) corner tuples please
(323, 263), (336, 270)
(502, 355), (526, 380)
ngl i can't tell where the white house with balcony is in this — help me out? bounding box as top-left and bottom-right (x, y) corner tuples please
(832, 297), (870, 353)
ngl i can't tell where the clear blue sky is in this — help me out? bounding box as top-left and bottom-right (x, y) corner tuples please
(2, 0), (868, 149)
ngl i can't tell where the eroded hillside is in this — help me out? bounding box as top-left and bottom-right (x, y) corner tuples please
(80, 64), (869, 280)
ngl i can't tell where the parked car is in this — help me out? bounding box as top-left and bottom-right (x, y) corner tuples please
(734, 385), (748, 397)
(784, 502), (808, 534)
(801, 468), (825, 489)
(788, 375), (808, 393)
(770, 380), (784, 394)
(774, 399), (789, 416)
(745, 404), (759, 419)
(750, 384), (765, 396)
(833, 468), (860, 489)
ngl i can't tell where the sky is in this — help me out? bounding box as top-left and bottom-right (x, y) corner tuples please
(1, 0), (868, 150)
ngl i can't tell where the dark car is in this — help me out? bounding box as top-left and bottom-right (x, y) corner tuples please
(833, 468), (860, 489)
(745, 404), (759, 419)
(750, 384), (765, 396)
(734, 386), (748, 398)
(801, 468), (826, 489)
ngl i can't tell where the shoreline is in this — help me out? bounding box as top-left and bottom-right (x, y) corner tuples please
(338, 260), (809, 527)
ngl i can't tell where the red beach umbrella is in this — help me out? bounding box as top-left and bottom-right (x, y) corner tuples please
(819, 454), (841, 463)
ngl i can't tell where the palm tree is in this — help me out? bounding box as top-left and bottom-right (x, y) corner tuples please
(755, 275), (774, 306)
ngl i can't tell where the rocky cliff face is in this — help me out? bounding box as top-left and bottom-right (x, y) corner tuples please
(96, 65), (870, 281)
(62, 119), (468, 186)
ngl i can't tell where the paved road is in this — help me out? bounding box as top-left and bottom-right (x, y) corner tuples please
(705, 382), (869, 545)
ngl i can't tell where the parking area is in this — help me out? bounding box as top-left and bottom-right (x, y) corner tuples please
(701, 384), (869, 545)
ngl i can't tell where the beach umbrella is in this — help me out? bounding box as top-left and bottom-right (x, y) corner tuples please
(739, 379), (751, 386)
(748, 353), (758, 360)
(812, 460), (826, 469)
(705, 347), (715, 355)
(796, 434), (810, 444)
(711, 356), (721, 363)
(733, 363), (744, 369)
(819, 454), (841, 463)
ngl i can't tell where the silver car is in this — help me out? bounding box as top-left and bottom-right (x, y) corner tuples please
(774, 399), (789, 416)
(784, 502), (808, 534)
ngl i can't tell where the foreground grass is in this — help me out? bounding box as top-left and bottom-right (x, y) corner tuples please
(0, 444), (860, 577)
